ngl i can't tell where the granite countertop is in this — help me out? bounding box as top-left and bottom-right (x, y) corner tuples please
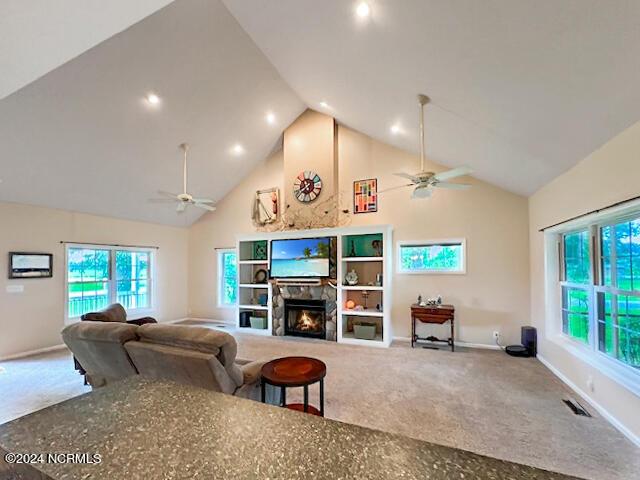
(0, 378), (579, 480)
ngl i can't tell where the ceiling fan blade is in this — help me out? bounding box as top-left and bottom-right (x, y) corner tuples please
(194, 202), (216, 212)
(412, 186), (432, 199)
(176, 202), (187, 213)
(393, 172), (420, 183)
(433, 166), (472, 182)
(158, 190), (179, 199)
(190, 198), (214, 204)
(378, 183), (414, 193)
(148, 198), (178, 204)
(433, 182), (471, 190)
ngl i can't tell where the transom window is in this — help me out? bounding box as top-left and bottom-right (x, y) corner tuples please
(66, 245), (153, 319)
(218, 249), (238, 307)
(397, 240), (466, 274)
(559, 215), (640, 369)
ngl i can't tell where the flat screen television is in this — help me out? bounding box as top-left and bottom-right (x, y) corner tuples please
(270, 237), (330, 278)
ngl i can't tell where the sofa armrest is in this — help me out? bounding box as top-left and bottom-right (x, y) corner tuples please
(127, 317), (157, 326)
(239, 360), (265, 385)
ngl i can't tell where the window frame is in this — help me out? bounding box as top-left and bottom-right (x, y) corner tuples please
(64, 244), (156, 323)
(396, 238), (467, 275)
(556, 216), (640, 377)
(217, 248), (238, 308)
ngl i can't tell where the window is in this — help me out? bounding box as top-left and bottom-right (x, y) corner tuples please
(218, 249), (237, 307)
(558, 215), (640, 370)
(397, 240), (465, 274)
(66, 245), (154, 319)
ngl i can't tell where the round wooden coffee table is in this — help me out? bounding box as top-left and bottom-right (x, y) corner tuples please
(260, 356), (326, 416)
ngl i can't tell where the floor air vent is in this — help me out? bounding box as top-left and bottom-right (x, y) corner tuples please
(563, 399), (591, 417)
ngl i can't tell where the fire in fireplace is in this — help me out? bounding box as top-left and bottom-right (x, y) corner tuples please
(284, 299), (326, 339)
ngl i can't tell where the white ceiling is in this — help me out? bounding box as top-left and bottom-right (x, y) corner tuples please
(0, 0), (305, 226)
(1, 1), (639, 227)
(223, 0), (640, 195)
(0, 0), (174, 100)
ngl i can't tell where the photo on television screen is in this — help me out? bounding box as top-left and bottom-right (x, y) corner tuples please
(270, 238), (330, 278)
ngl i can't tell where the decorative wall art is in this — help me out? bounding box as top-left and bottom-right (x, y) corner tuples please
(293, 171), (322, 203)
(253, 188), (279, 226)
(353, 178), (378, 214)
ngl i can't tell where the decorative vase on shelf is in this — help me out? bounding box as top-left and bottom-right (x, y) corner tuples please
(345, 269), (359, 286)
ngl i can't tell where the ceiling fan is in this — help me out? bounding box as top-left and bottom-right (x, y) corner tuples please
(150, 143), (216, 213)
(381, 94), (472, 199)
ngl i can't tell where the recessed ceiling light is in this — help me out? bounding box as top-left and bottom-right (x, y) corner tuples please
(146, 93), (160, 105)
(319, 101), (330, 109)
(266, 112), (276, 125)
(390, 124), (401, 135)
(231, 144), (245, 155)
(356, 2), (370, 18)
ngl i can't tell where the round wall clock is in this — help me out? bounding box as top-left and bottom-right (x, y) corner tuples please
(293, 170), (322, 203)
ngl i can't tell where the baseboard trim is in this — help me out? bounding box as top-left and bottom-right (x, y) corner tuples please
(393, 337), (501, 350)
(538, 354), (640, 448)
(0, 344), (66, 362)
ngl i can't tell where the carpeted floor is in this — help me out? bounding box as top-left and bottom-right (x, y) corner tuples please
(1, 323), (638, 480)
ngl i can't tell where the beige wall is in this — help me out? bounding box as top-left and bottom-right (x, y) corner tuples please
(0, 202), (189, 358)
(189, 124), (531, 345)
(529, 120), (640, 443)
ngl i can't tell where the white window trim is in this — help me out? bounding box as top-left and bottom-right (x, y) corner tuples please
(217, 248), (237, 308)
(546, 203), (640, 394)
(64, 243), (156, 323)
(396, 238), (466, 275)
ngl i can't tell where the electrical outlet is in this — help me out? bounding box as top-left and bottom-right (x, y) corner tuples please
(493, 331), (500, 340)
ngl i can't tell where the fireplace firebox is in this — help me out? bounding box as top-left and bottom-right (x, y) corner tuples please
(284, 299), (327, 339)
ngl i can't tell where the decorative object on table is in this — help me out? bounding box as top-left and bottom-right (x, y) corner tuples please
(293, 170), (322, 203)
(437, 295), (442, 305)
(348, 239), (356, 257)
(250, 316), (267, 329)
(361, 290), (370, 309)
(253, 240), (268, 260)
(411, 303), (455, 351)
(345, 299), (356, 310)
(149, 143), (216, 213)
(354, 322), (377, 340)
(8, 252), (53, 279)
(253, 188), (280, 226)
(425, 297), (439, 306)
(375, 273), (383, 287)
(344, 269), (359, 286)
(417, 294), (426, 307)
(254, 269), (268, 284)
(353, 178), (378, 214)
(378, 95), (472, 200)
(258, 293), (268, 306)
(371, 239), (382, 256)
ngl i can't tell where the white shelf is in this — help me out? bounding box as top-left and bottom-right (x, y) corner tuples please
(238, 260), (268, 265)
(239, 284), (269, 289)
(341, 257), (383, 262)
(341, 309), (384, 317)
(238, 305), (269, 311)
(238, 326), (271, 335)
(341, 332), (384, 343)
(340, 285), (383, 291)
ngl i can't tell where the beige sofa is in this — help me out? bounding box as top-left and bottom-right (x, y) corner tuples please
(62, 322), (264, 400)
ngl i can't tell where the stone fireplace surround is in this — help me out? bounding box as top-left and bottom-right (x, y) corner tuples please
(272, 284), (337, 341)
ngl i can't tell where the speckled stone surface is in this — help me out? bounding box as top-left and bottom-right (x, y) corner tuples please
(0, 378), (580, 480)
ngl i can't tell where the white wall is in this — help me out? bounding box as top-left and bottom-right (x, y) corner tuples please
(0, 202), (189, 358)
(529, 120), (640, 444)
(188, 122), (531, 346)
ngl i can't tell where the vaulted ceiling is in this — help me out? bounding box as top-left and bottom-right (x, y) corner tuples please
(1, 0), (639, 226)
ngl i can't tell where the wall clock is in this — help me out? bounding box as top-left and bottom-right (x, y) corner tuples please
(293, 170), (322, 203)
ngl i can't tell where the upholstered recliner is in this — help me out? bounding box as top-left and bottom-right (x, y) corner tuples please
(81, 303), (157, 326)
(61, 321), (139, 388)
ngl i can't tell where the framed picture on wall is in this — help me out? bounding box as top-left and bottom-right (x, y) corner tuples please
(353, 178), (378, 214)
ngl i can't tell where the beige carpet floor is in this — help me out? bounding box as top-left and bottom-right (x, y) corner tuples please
(1, 323), (638, 480)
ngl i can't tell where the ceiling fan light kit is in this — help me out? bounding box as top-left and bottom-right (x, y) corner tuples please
(381, 94), (472, 199)
(150, 143), (217, 214)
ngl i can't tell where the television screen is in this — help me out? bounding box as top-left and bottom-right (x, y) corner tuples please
(270, 238), (330, 278)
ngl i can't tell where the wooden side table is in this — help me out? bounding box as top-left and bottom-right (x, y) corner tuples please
(411, 304), (455, 351)
(260, 356), (326, 416)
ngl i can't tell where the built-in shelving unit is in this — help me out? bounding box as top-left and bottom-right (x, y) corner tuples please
(235, 225), (392, 347)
